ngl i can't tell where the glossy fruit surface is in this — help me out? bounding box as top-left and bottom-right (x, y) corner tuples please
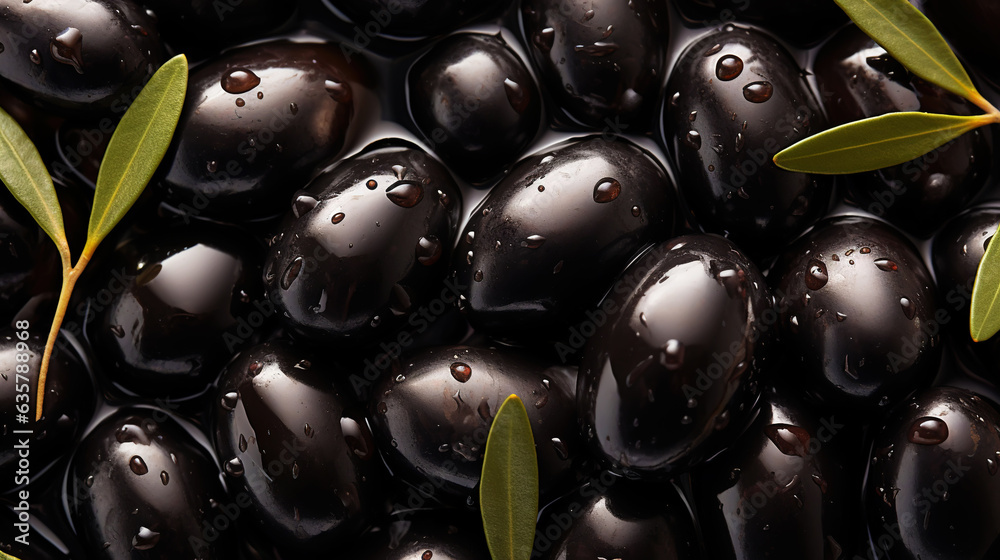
(346, 511), (490, 559)
(86, 220), (265, 398)
(521, 0), (669, 128)
(691, 387), (851, 560)
(326, 0), (506, 38)
(159, 40), (370, 221)
(662, 25), (832, 254)
(408, 32), (541, 183)
(369, 345), (579, 508)
(264, 139), (461, 343)
(453, 135), (677, 340)
(771, 216), (942, 414)
(212, 339), (383, 554)
(863, 387), (1000, 560)
(672, 0), (847, 46)
(533, 477), (702, 559)
(814, 25), (991, 237)
(68, 408), (235, 559)
(0, 0), (164, 116)
(578, 234), (773, 477)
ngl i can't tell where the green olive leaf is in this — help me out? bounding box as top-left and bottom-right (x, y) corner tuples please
(971, 223), (1000, 342)
(0, 106), (70, 263)
(835, 0), (987, 109)
(480, 394), (538, 560)
(86, 53), (188, 256)
(773, 112), (987, 174)
(0, 551), (24, 560)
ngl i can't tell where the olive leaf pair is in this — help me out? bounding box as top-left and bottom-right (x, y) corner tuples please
(0, 54), (188, 423)
(771, 0), (1000, 342)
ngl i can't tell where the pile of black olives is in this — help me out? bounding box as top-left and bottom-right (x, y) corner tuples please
(2, 0), (1000, 558)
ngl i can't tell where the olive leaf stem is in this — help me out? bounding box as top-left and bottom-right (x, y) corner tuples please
(35, 255), (90, 421)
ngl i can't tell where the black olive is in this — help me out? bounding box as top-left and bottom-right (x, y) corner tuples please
(691, 387), (854, 560)
(141, 0), (296, 55)
(770, 216), (942, 414)
(68, 408), (235, 559)
(521, 0), (668, 129)
(263, 139), (461, 343)
(672, 0), (847, 47)
(922, 0), (1000, 86)
(452, 135), (677, 340)
(863, 386), (1000, 560)
(533, 476), (702, 559)
(0, 298), (94, 489)
(369, 345), (580, 508)
(662, 25), (832, 255)
(212, 340), (383, 555)
(578, 234), (773, 478)
(931, 206), (1000, 375)
(84, 220), (266, 399)
(408, 32), (541, 184)
(324, 0), (506, 39)
(814, 25), (991, 237)
(0, 0), (164, 117)
(159, 40), (371, 221)
(346, 511), (490, 559)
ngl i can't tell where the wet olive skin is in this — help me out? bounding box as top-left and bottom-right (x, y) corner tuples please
(672, 0), (846, 47)
(691, 389), (851, 560)
(863, 387), (1000, 560)
(453, 136), (676, 340)
(68, 409), (234, 559)
(931, 207), (1000, 374)
(0, 0), (163, 117)
(662, 25), (832, 255)
(771, 216), (941, 414)
(369, 345), (579, 508)
(346, 511), (490, 559)
(264, 140), (461, 343)
(533, 478), (702, 559)
(85, 221), (266, 399)
(578, 234), (773, 478)
(408, 33), (541, 184)
(142, 0), (296, 55)
(0, 309), (94, 485)
(326, 0), (505, 38)
(212, 340), (382, 554)
(921, 0), (1000, 86)
(815, 26), (991, 237)
(521, 0), (668, 129)
(159, 40), (369, 221)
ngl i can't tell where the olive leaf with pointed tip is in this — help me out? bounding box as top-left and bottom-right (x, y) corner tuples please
(0, 54), (189, 421)
(770, 0), (1000, 342)
(480, 394), (539, 560)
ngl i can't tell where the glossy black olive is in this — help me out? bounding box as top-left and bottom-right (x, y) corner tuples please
(662, 25), (832, 255)
(212, 340), (383, 555)
(814, 25), (991, 237)
(0, 0), (164, 117)
(68, 408), (234, 559)
(771, 216), (942, 414)
(263, 139), (461, 343)
(369, 345), (579, 508)
(863, 387), (1000, 560)
(0, 500), (82, 560)
(84, 220), (266, 398)
(324, 0), (506, 39)
(0, 298), (94, 487)
(931, 206), (1000, 375)
(921, 0), (1000, 86)
(521, 0), (668, 129)
(672, 0), (847, 47)
(691, 388), (853, 560)
(346, 511), (490, 559)
(159, 40), (371, 221)
(533, 476), (702, 559)
(453, 135), (677, 340)
(0, 188), (59, 313)
(578, 234), (773, 478)
(407, 32), (541, 184)
(142, 0), (296, 55)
